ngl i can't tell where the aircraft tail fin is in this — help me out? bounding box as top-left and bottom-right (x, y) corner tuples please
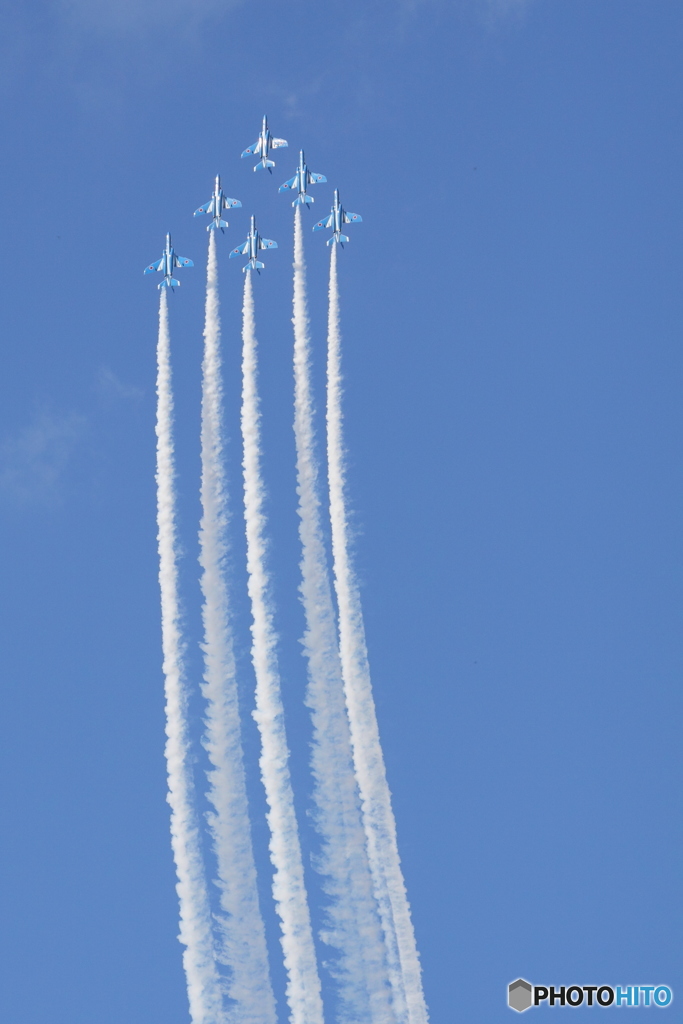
(159, 278), (181, 289)
(327, 234), (348, 246)
(208, 219), (229, 231)
(245, 260), (265, 272)
(294, 194), (313, 206)
(254, 159), (275, 172)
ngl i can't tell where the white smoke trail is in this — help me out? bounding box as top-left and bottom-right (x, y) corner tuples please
(240, 273), (325, 1024)
(155, 288), (225, 1024)
(291, 206), (394, 1024)
(326, 245), (430, 1024)
(198, 232), (277, 1024)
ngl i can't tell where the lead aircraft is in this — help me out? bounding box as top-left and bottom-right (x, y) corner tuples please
(229, 215), (277, 272)
(312, 190), (362, 245)
(144, 233), (193, 288)
(279, 150), (327, 206)
(241, 115), (288, 172)
(194, 175), (242, 231)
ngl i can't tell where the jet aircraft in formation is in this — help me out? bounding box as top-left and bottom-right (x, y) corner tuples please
(144, 233), (194, 289)
(313, 190), (362, 245)
(145, 119), (363, 285)
(241, 115), (288, 172)
(230, 215), (278, 272)
(194, 175), (242, 231)
(279, 150), (327, 206)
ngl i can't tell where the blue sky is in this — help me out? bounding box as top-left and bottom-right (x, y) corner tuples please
(0, 1), (681, 1021)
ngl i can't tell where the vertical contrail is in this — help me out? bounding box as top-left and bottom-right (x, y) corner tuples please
(291, 207), (394, 1024)
(240, 273), (325, 1024)
(198, 233), (277, 1024)
(155, 288), (225, 1024)
(326, 246), (430, 1024)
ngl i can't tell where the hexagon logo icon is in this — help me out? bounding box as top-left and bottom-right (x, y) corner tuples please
(508, 979), (533, 1012)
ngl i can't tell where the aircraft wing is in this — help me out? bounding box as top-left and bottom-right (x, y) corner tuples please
(312, 214), (334, 232)
(271, 138), (288, 149)
(223, 196), (242, 209)
(230, 240), (249, 258)
(344, 212), (362, 223)
(309, 172), (327, 183)
(144, 258), (163, 273)
(279, 175), (297, 192)
(194, 201), (212, 217)
(241, 143), (259, 157)
(174, 256), (194, 267)
(259, 238), (278, 249)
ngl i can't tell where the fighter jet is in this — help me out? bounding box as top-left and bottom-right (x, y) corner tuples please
(194, 176), (242, 231)
(279, 150), (327, 206)
(241, 115), (288, 172)
(144, 233), (193, 289)
(312, 190), (362, 245)
(229, 216), (277, 272)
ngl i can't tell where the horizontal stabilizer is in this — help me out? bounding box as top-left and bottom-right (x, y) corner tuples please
(244, 260), (265, 272)
(254, 159), (275, 171)
(208, 219), (229, 231)
(294, 195), (314, 206)
(160, 278), (180, 289)
(327, 234), (349, 246)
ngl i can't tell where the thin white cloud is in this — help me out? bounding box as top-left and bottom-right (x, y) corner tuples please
(397, 0), (536, 24)
(0, 410), (86, 507)
(57, 0), (244, 35)
(482, 0), (535, 19)
(96, 366), (144, 405)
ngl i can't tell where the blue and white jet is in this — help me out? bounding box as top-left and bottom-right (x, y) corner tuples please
(229, 216), (277, 272)
(144, 233), (194, 289)
(312, 190), (362, 245)
(241, 115), (288, 172)
(279, 150), (327, 206)
(193, 176), (242, 231)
